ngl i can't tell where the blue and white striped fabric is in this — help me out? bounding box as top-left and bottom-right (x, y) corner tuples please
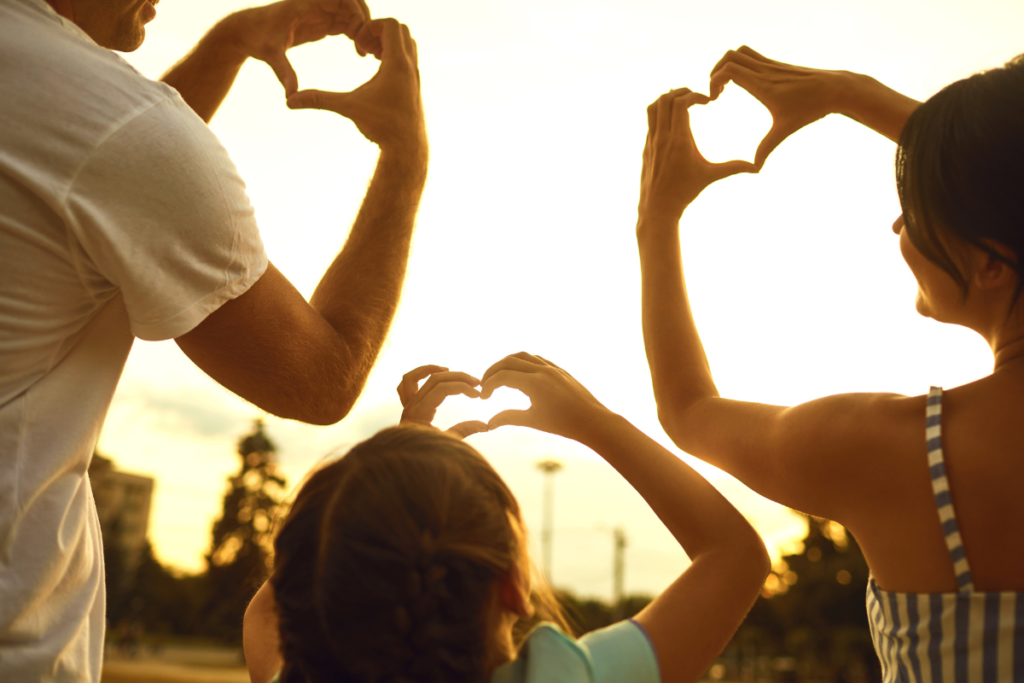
(866, 387), (1024, 683)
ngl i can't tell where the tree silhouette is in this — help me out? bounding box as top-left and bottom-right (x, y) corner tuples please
(202, 419), (287, 642)
(719, 514), (881, 683)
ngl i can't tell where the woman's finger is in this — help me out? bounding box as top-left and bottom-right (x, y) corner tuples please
(397, 365), (448, 406)
(709, 62), (767, 102)
(754, 122), (794, 170)
(710, 159), (759, 181)
(709, 47), (769, 81)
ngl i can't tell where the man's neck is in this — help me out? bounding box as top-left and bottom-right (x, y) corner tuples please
(44, 0), (74, 21)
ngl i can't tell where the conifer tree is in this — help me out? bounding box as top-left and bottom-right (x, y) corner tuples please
(202, 419), (286, 642)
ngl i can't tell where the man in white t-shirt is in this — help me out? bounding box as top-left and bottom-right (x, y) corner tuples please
(0, 0), (429, 680)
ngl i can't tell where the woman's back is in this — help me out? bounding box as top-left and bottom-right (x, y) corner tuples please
(855, 365), (1024, 595)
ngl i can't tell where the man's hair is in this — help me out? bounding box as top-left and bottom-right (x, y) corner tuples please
(896, 53), (1024, 304)
(271, 425), (569, 683)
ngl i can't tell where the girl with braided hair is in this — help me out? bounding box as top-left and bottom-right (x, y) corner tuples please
(242, 355), (771, 683)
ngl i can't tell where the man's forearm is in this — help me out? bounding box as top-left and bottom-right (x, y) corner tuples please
(638, 218), (720, 440)
(309, 146), (428, 409)
(834, 71), (921, 143)
(161, 14), (249, 123)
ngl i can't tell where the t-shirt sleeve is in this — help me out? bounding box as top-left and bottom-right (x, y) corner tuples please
(62, 95), (268, 341)
(580, 620), (661, 683)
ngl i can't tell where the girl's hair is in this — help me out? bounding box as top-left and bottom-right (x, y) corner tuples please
(896, 53), (1024, 303)
(271, 425), (568, 683)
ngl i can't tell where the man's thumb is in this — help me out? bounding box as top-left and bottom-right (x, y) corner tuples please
(287, 89), (350, 115)
(265, 52), (299, 97)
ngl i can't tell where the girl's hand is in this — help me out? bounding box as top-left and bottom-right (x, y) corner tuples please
(709, 46), (844, 169)
(638, 88), (756, 227)
(397, 365), (488, 439)
(479, 353), (610, 443)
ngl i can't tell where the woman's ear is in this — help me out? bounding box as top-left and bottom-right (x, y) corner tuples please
(972, 240), (1018, 291)
(497, 563), (535, 620)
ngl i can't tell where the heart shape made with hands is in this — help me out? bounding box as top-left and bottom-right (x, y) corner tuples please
(277, 28), (379, 98)
(688, 84), (773, 165)
(430, 388), (531, 434)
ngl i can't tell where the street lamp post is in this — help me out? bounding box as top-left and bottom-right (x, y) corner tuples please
(536, 459), (563, 584)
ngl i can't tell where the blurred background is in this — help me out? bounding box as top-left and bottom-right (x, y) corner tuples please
(93, 0), (1023, 680)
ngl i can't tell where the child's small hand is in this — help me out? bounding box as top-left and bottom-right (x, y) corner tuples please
(397, 365), (488, 439)
(479, 353), (610, 442)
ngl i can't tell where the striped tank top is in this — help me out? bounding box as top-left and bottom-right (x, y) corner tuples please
(866, 387), (1024, 683)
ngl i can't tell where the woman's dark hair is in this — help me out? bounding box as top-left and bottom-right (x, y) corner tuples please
(896, 53), (1024, 303)
(271, 425), (569, 683)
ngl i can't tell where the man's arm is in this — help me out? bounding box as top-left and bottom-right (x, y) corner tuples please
(176, 18), (425, 425)
(160, 0), (371, 123)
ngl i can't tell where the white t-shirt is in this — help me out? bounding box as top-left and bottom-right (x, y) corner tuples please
(0, 0), (268, 680)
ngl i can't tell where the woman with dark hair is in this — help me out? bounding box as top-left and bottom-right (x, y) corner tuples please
(637, 50), (1024, 681)
(241, 359), (770, 683)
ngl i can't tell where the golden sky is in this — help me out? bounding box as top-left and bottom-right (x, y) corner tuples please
(101, 0), (1024, 599)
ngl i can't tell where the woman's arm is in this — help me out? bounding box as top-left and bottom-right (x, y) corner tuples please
(708, 46), (920, 167)
(243, 581), (283, 683)
(480, 353), (771, 683)
(636, 88), (918, 521)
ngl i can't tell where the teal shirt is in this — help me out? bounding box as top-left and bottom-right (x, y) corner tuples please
(269, 620), (660, 683)
(492, 621), (660, 683)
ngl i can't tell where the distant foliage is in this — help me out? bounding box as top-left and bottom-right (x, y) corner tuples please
(201, 419), (288, 642)
(716, 514), (881, 683)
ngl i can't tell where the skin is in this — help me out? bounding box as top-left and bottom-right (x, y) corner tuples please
(44, 0), (425, 426)
(640, 47), (1024, 593)
(244, 359), (769, 683)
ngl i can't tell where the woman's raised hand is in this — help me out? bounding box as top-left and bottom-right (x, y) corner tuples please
(709, 46), (844, 169)
(479, 353), (610, 444)
(638, 88), (757, 227)
(397, 365), (488, 439)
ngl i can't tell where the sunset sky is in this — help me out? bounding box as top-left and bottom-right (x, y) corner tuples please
(100, 0), (1024, 600)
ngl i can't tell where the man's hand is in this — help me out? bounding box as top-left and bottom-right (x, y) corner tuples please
(638, 89), (756, 227)
(398, 365), (488, 439)
(287, 18), (424, 154)
(229, 0), (373, 97)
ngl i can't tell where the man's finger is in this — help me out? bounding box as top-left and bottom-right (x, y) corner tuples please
(265, 51), (299, 97)
(354, 21), (383, 59)
(287, 89), (353, 116)
(655, 91), (677, 141)
(397, 365), (448, 406)
(370, 18), (409, 65)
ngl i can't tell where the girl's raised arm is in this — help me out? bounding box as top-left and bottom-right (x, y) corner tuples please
(480, 353), (771, 683)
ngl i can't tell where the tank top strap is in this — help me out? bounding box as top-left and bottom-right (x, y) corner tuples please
(926, 386), (974, 592)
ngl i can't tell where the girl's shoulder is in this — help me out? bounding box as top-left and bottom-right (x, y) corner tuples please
(492, 621), (660, 683)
